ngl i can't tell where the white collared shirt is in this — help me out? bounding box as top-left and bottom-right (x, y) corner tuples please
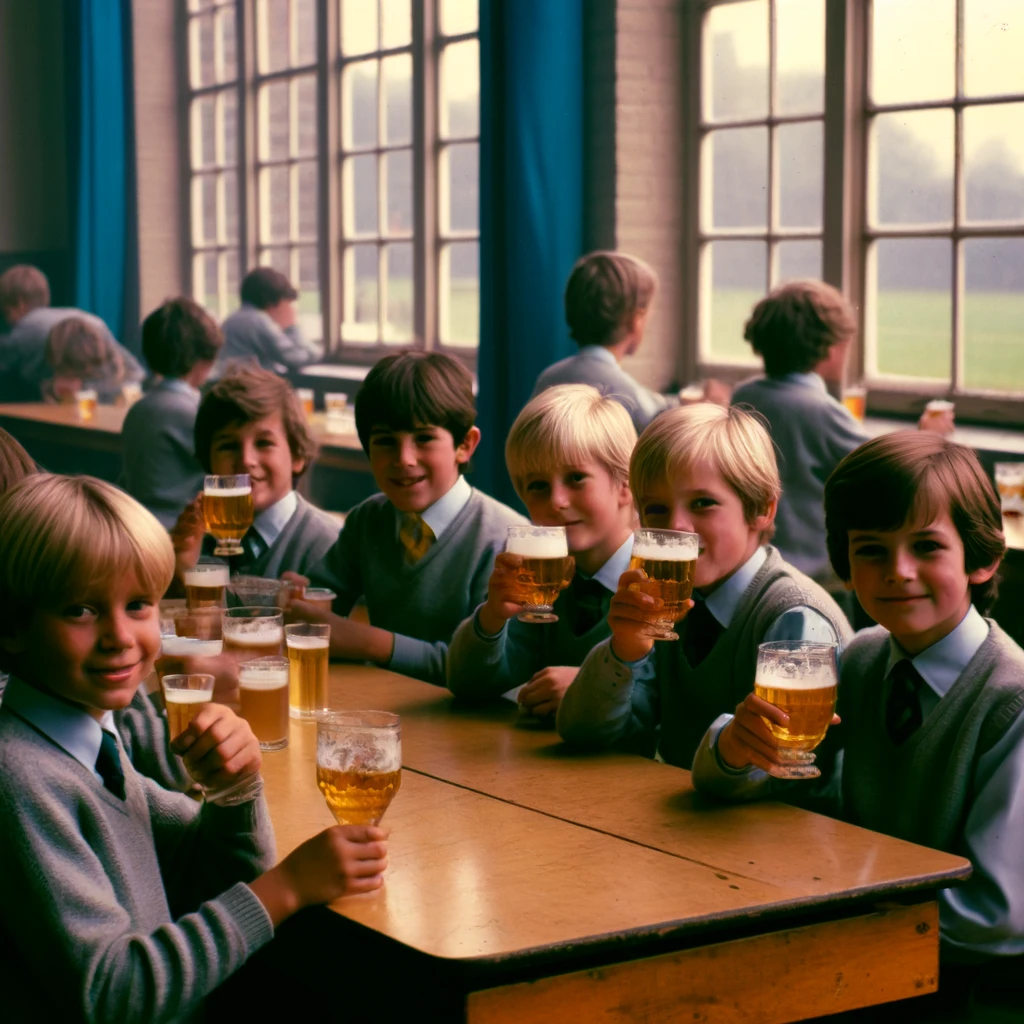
(397, 474), (472, 543)
(586, 534), (635, 593)
(250, 489), (298, 554)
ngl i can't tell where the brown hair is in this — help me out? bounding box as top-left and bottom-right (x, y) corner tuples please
(744, 280), (857, 376)
(194, 366), (317, 476)
(825, 432), (1005, 613)
(142, 298), (223, 378)
(564, 251), (658, 348)
(240, 266), (299, 309)
(0, 427), (36, 494)
(0, 264), (50, 316)
(45, 317), (124, 383)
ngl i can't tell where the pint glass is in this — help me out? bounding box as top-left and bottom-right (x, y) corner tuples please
(222, 607), (284, 661)
(842, 385), (866, 422)
(995, 462), (1024, 551)
(161, 673), (215, 740)
(228, 574), (285, 608)
(506, 525), (575, 624)
(238, 656), (290, 751)
(203, 474), (254, 556)
(184, 564), (229, 609)
(628, 528), (699, 641)
(286, 622), (330, 718)
(76, 389), (98, 421)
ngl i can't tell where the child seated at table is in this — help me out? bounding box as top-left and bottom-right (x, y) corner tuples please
(286, 350), (527, 687)
(692, 433), (1023, 1004)
(557, 403), (852, 764)
(42, 315), (127, 405)
(447, 384), (637, 718)
(0, 474), (388, 1020)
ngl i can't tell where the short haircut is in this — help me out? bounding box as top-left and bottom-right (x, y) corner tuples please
(194, 366), (317, 475)
(45, 317), (124, 383)
(0, 475), (175, 668)
(240, 267), (299, 310)
(564, 251), (658, 348)
(0, 427), (37, 494)
(142, 298), (224, 378)
(0, 264), (50, 315)
(355, 351), (476, 456)
(743, 280), (858, 376)
(505, 384), (637, 496)
(825, 432), (1005, 613)
(630, 403), (781, 527)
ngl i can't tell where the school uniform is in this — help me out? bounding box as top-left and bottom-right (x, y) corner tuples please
(215, 303), (323, 376)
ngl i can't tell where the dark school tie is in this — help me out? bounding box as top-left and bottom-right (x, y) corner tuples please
(682, 597), (724, 668)
(569, 576), (608, 637)
(95, 730), (126, 800)
(241, 527), (264, 564)
(886, 659), (925, 746)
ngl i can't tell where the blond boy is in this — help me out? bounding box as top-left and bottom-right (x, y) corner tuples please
(447, 385), (637, 716)
(557, 404), (852, 766)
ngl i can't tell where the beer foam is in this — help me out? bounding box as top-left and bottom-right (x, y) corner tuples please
(632, 535), (699, 561)
(757, 669), (836, 692)
(286, 635), (330, 650)
(506, 532), (568, 558)
(205, 486), (251, 497)
(163, 688), (211, 703)
(239, 669), (289, 689)
(161, 636), (223, 657)
(184, 566), (229, 587)
(228, 627), (284, 645)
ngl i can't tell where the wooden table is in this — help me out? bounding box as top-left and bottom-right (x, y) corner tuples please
(257, 665), (971, 1024)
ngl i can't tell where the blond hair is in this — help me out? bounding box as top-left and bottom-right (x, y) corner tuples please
(0, 476), (175, 639)
(505, 384), (638, 496)
(630, 404), (780, 525)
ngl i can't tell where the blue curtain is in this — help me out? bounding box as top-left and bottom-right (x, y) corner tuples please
(476, 0), (584, 505)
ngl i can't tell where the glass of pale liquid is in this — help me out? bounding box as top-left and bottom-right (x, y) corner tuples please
(184, 564), (229, 610)
(222, 607), (284, 662)
(286, 622), (331, 718)
(316, 711), (401, 826)
(842, 385), (867, 422)
(203, 474), (254, 556)
(755, 641), (838, 780)
(628, 528), (699, 641)
(76, 389), (98, 421)
(995, 462), (1024, 552)
(228, 574), (286, 609)
(161, 673), (215, 741)
(297, 388), (315, 416)
(239, 656), (290, 751)
(506, 525), (575, 624)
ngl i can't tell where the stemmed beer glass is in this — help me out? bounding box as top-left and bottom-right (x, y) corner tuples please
(506, 525), (575, 624)
(203, 474), (254, 556)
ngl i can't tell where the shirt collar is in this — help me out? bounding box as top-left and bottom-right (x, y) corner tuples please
(414, 475), (472, 542)
(2, 676), (115, 781)
(777, 371), (827, 393)
(586, 534), (635, 592)
(253, 489), (298, 548)
(161, 378), (201, 400)
(700, 545), (768, 629)
(885, 604), (990, 698)
(578, 345), (618, 366)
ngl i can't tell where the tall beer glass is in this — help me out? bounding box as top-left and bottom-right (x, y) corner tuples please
(161, 673), (215, 740)
(222, 607), (284, 661)
(316, 711), (401, 826)
(506, 525), (575, 623)
(239, 656), (290, 751)
(995, 462), (1024, 551)
(755, 641), (838, 779)
(184, 564), (229, 609)
(286, 622), (330, 718)
(203, 474), (254, 556)
(628, 528), (699, 641)
(76, 388), (98, 421)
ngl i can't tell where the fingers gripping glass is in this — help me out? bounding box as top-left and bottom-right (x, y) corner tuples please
(506, 525), (575, 624)
(204, 474), (254, 557)
(627, 529), (699, 641)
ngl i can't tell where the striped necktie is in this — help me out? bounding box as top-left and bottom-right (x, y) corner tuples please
(886, 659), (925, 745)
(95, 730), (126, 800)
(399, 513), (435, 565)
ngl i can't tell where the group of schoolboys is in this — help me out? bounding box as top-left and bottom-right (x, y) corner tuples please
(0, 251), (1020, 1020)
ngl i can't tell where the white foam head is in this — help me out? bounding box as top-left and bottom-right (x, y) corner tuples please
(204, 486), (251, 497)
(286, 635), (330, 651)
(184, 565), (229, 588)
(226, 626), (284, 646)
(757, 668), (837, 692)
(632, 533), (699, 561)
(239, 666), (289, 689)
(161, 636), (223, 657)
(163, 688), (212, 703)
(506, 529), (568, 558)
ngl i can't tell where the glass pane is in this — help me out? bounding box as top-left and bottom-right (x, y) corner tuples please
(707, 241), (766, 362)
(776, 0), (824, 115)
(223, 170), (238, 243)
(261, 247), (292, 275)
(193, 175), (218, 245)
(217, 6), (237, 81)
(295, 0), (317, 65)
(221, 89), (238, 166)
(384, 150), (413, 235)
(296, 246), (322, 341)
(440, 40), (480, 138)
(441, 143), (479, 234)
(260, 0), (290, 73)
(706, 0), (768, 121)
(871, 0), (954, 105)
(262, 165), (292, 242)
(872, 239), (951, 381)
(297, 161), (319, 239)
(964, 0), (1024, 98)
(383, 54), (413, 145)
(964, 239), (1024, 392)
(344, 154), (379, 236)
(194, 252), (220, 312)
(261, 82), (291, 161)
(381, 0), (412, 48)
(778, 121), (823, 229)
(224, 251), (240, 315)
(384, 243), (413, 341)
(343, 60), (378, 149)
(191, 14), (216, 88)
(964, 103), (1024, 223)
(706, 127), (768, 230)
(344, 245), (379, 338)
(872, 110), (954, 226)
(775, 240), (822, 284)
(296, 75), (318, 156)
(442, 242), (479, 347)
(193, 96), (216, 169)
(440, 0), (478, 36)
(341, 0), (377, 55)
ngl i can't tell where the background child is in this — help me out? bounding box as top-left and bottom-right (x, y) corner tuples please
(0, 475), (387, 1020)
(42, 315), (127, 405)
(288, 350), (527, 687)
(557, 403), (852, 766)
(121, 298), (224, 527)
(447, 384), (637, 717)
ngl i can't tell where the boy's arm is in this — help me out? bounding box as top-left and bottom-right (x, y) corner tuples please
(447, 608), (539, 700)
(305, 514), (365, 615)
(265, 319), (324, 370)
(691, 713), (773, 801)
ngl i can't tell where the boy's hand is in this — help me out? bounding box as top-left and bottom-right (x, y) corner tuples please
(478, 553), (527, 635)
(278, 571), (310, 607)
(518, 665), (577, 718)
(608, 569), (693, 664)
(170, 494), (207, 574)
(170, 703), (262, 789)
(286, 596), (333, 625)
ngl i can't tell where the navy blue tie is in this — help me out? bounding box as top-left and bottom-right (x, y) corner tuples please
(682, 598), (723, 667)
(886, 660), (925, 746)
(95, 730), (126, 800)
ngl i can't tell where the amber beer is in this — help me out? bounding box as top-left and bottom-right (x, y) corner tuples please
(317, 766), (402, 826)
(506, 526), (575, 624)
(203, 475), (254, 557)
(238, 657), (289, 751)
(286, 624), (330, 718)
(76, 389), (98, 421)
(161, 674), (215, 740)
(184, 565), (229, 609)
(628, 529), (699, 641)
(841, 385), (867, 422)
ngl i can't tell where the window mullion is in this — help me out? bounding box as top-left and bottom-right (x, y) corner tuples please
(241, 0), (258, 277)
(318, 0), (339, 354)
(412, 0), (436, 350)
(951, 0), (965, 392)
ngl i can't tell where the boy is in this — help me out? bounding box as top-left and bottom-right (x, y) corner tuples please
(171, 365), (340, 580)
(557, 403), (852, 766)
(0, 475), (387, 1020)
(43, 316), (126, 404)
(122, 298), (224, 527)
(288, 350), (527, 687)
(448, 385), (638, 716)
(694, 433), (1023, 979)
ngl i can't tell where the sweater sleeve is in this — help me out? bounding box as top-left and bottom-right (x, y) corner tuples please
(307, 506), (366, 615)
(115, 690), (193, 793)
(446, 607), (539, 699)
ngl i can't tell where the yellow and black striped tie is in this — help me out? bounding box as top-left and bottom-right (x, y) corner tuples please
(399, 513), (435, 565)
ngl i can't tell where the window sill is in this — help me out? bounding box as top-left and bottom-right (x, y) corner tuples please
(862, 415), (1024, 459)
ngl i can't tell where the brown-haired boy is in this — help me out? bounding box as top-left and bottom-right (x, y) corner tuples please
(43, 316), (126, 404)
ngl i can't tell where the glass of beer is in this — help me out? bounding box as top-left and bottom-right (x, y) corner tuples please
(297, 388), (315, 416)
(222, 607), (284, 662)
(228, 574), (285, 608)
(506, 525), (576, 623)
(755, 641), (839, 780)
(203, 474), (254, 556)
(842, 384), (867, 422)
(76, 389), (98, 421)
(184, 564), (229, 609)
(628, 528), (699, 641)
(316, 710), (401, 826)
(238, 656), (290, 751)
(161, 673), (215, 740)
(996, 462), (1024, 551)
(286, 622), (331, 718)
(301, 587), (336, 612)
